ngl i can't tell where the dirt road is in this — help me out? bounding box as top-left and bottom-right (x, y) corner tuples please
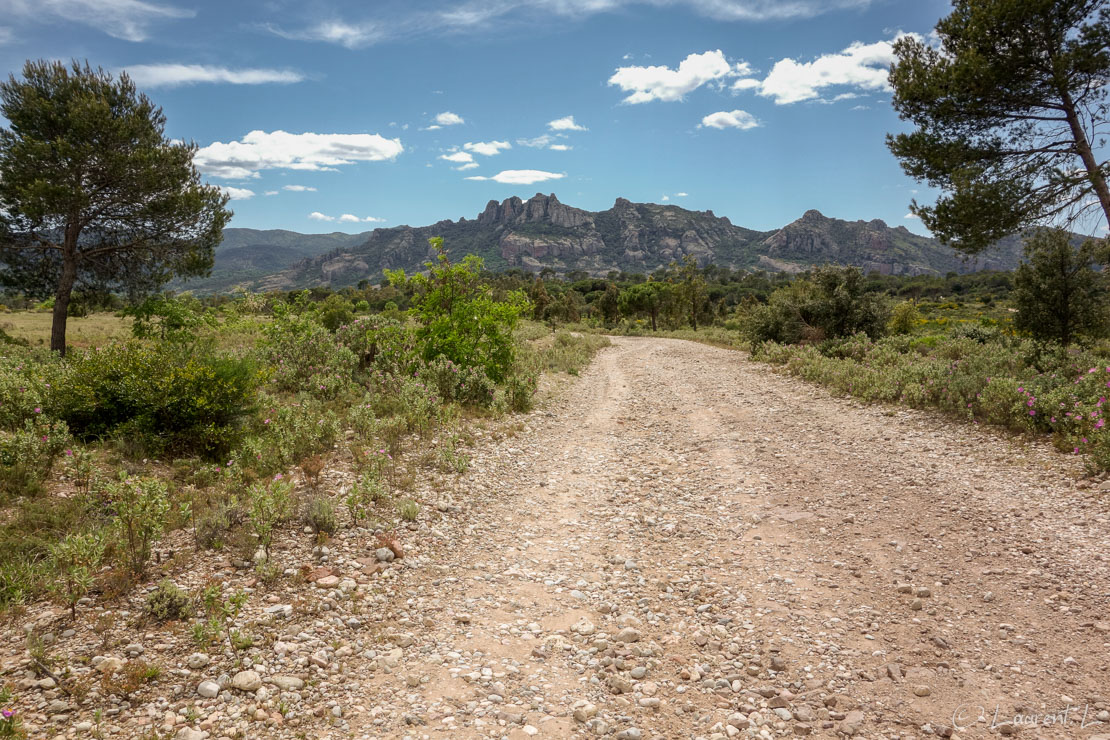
(351, 336), (1110, 739)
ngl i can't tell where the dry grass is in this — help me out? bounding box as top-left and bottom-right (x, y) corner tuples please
(1, 311), (130, 348)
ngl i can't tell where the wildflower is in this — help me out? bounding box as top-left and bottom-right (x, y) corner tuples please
(2, 709), (12, 719)
(274, 473), (283, 480)
(65, 449), (73, 456)
(1098, 420), (1105, 429)
(33, 407), (41, 413)
(1029, 410), (1036, 416)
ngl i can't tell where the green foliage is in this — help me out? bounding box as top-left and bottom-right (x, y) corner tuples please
(124, 294), (216, 344)
(196, 584), (248, 653)
(303, 496), (338, 536)
(506, 371), (538, 413)
(248, 477), (293, 559)
(345, 472), (386, 524)
(262, 299), (358, 399)
(395, 498), (420, 522)
(0, 59), (231, 354)
(743, 266), (890, 347)
(0, 351), (56, 430)
(47, 532), (104, 619)
(0, 416), (70, 497)
(888, 300), (922, 335)
(390, 238), (529, 383)
(145, 579), (193, 622)
(247, 396), (341, 474)
(618, 281), (671, 331)
(107, 475), (169, 577)
(420, 356), (496, 407)
(50, 342), (258, 458)
(1012, 228), (1106, 345)
(888, 0), (1110, 252)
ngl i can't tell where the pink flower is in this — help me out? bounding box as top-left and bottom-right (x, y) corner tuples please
(33, 407), (41, 413)
(1029, 410), (1036, 416)
(274, 473), (283, 480)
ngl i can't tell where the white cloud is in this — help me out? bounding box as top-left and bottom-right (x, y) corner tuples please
(700, 109), (760, 130)
(308, 212), (335, 222)
(268, 20), (381, 49)
(675, 192), (688, 197)
(435, 111), (465, 126)
(661, 195), (670, 201)
(517, 135), (554, 148)
(463, 140), (511, 156)
(439, 151), (474, 164)
(282, 185), (317, 192)
(4, 0), (193, 41)
(904, 212), (919, 219)
(465, 169), (566, 185)
(339, 214), (386, 223)
(220, 186), (255, 201)
(194, 130), (403, 180)
(549, 144), (572, 151)
(456, 162), (480, 170)
(548, 115), (587, 131)
(0, 26), (12, 44)
(731, 77), (761, 91)
(264, 190), (279, 196)
(756, 35), (914, 105)
(609, 50), (745, 104)
(123, 64), (303, 88)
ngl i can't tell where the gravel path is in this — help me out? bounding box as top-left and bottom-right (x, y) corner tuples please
(6, 336), (1109, 740)
(348, 336), (1110, 739)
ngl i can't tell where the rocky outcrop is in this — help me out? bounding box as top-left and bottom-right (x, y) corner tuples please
(234, 196), (1035, 291)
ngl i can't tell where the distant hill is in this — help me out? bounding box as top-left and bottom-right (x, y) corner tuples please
(182, 194), (1047, 294)
(177, 228), (373, 293)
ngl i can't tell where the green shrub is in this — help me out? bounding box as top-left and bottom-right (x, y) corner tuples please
(743, 267), (890, 347)
(145, 579), (193, 622)
(248, 476), (293, 559)
(888, 300), (922, 335)
(248, 397), (341, 474)
(506, 371), (538, 413)
(345, 472), (385, 524)
(47, 532), (105, 619)
(262, 301), (357, 398)
(303, 496), (338, 536)
(50, 342), (258, 459)
(421, 356), (497, 407)
(107, 475), (170, 577)
(396, 498), (419, 522)
(0, 350), (56, 430)
(0, 417), (70, 496)
(388, 238), (529, 383)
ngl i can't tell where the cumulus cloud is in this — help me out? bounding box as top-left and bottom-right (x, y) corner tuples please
(456, 162), (480, 170)
(756, 35), (914, 105)
(548, 115), (587, 131)
(434, 111), (465, 126)
(439, 151), (474, 164)
(4, 0), (193, 41)
(220, 186), (255, 201)
(282, 185), (317, 192)
(123, 64), (304, 88)
(549, 144), (572, 151)
(465, 169), (566, 185)
(675, 192), (688, 197)
(700, 109), (759, 130)
(194, 130), (403, 180)
(609, 51), (750, 103)
(339, 214), (386, 223)
(904, 212), (919, 219)
(463, 140), (511, 156)
(267, 20), (381, 49)
(308, 212), (334, 221)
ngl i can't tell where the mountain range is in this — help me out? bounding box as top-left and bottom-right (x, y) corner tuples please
(185, 194), (1032, 293)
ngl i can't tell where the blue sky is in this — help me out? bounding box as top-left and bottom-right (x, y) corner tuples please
(0, 0), (959, 235)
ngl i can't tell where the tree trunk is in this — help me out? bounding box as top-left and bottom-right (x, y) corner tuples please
(649, 306), (657, 332)
(51, 247), (78, 356)
(1060, 89), (1110, 233)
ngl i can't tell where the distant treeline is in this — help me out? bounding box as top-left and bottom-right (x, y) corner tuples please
(0, 265), (1014, 326)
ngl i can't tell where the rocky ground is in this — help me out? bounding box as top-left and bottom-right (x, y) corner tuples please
(3, 336), (1110, 740)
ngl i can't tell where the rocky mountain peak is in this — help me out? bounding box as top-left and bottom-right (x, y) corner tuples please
(477, 193), (592, 229)
(800, 209), (827, 222)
